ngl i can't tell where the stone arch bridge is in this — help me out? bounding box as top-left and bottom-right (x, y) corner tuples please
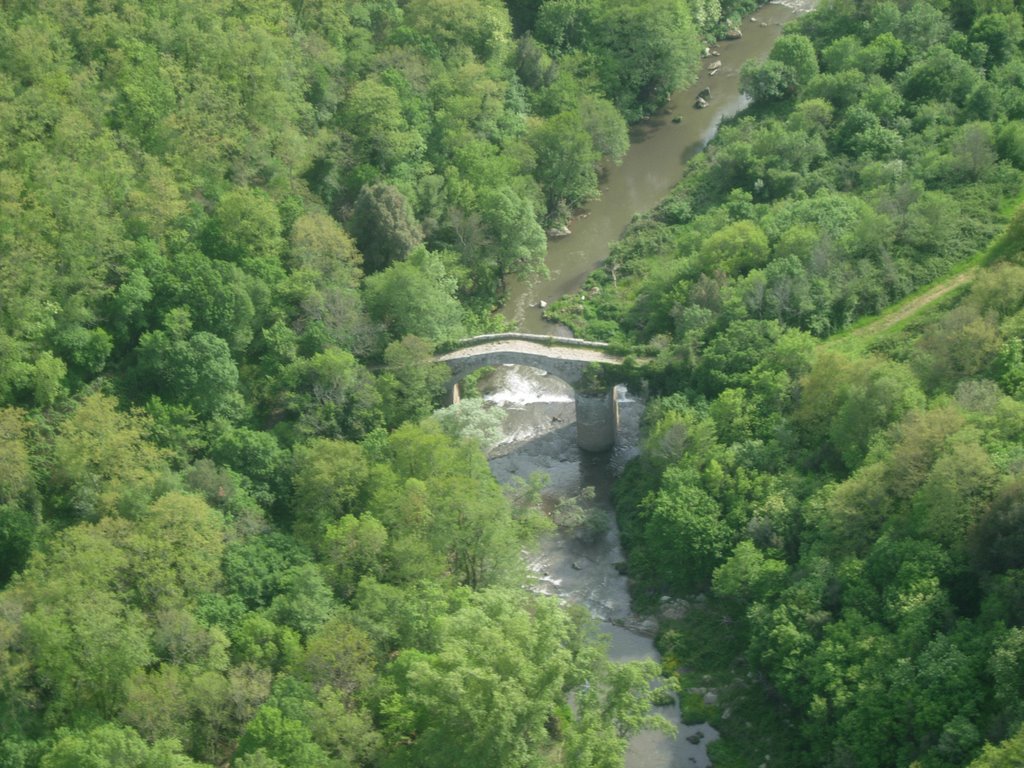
(435, 333), (635, 451)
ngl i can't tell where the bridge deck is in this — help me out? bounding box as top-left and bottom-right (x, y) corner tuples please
(436, 339), (626, 365)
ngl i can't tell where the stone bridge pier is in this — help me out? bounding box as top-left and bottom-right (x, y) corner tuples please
(437, 334), (633, 452)
(573, 387), (620, 452)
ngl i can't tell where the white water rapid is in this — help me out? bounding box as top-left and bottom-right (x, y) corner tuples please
(482, 365), (719, 768)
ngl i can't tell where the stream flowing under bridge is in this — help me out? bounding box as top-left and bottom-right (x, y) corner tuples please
(435, 333), (635, 451)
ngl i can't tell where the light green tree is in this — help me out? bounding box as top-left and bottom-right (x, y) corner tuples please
(377, 335), (450, 428)
(51, 393), (167, 520)
(205, 188), (285, 283)
(364, 252), (466, 342)
(40, 723), (203, 768)
(433, 398), (506, 448)
(291, 438), (370, 546)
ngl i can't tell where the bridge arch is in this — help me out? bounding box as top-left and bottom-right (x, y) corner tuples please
(442, 349), (592, 393)
(435, 334), (630, 452)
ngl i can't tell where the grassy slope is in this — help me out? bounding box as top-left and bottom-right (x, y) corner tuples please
(826, 191), (1024, 357)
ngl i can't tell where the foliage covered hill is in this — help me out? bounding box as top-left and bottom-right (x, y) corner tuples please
(0, 396), (673, 767)
(0, 0), (708, 417)
(0, 0), (710, 424)
(0, 0), (724, 765)
(545, 0), (1024, 764)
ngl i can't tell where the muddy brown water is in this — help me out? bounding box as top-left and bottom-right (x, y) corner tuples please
(502, 0), (810, 334)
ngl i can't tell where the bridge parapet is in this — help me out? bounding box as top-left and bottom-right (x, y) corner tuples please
(438, 332), (613, 354)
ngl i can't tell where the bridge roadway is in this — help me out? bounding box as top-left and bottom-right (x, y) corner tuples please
(436, 334), (627, 374)
(435, 333), (633, 451)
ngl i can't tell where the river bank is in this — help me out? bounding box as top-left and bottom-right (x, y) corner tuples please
(486, 5), (813, 766)
(502, 0), (812, 334)
(482, 365), (721, 767)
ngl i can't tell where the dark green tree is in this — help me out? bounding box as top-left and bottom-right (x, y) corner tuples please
(349, 183), (424, 273)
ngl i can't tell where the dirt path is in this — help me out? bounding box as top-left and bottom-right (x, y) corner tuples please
(845, 268), (978, 340)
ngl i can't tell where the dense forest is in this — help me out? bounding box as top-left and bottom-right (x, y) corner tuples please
(547, 0), (1024, 765)
(0, 0), (737, 765)
(4, 0), (1024, 766)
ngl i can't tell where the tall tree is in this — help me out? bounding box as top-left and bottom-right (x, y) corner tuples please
(349, 184), (424, 273)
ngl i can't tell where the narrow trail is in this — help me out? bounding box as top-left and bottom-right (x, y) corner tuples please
(837, 267), (978, 343)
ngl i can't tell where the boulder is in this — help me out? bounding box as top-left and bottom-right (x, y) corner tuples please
(698, 87), (711, 99)
(660, 598), (690, 620)
(725, 27), (742, 39)
(707, 59), (722, 71)
(694, 97), (708, 109)
(547, 224), (571, 238)
(622, 615), (659, 635)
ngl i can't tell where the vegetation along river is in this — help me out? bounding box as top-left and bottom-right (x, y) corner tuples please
(486, 3), (812, 766)
(503, 0), (813, 335)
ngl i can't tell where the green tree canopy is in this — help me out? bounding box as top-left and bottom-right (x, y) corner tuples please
(364, 251), (467, 342)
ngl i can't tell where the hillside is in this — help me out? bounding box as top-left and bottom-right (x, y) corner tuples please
(0, 1), (712, 765)
(546, 0), (1024, 764)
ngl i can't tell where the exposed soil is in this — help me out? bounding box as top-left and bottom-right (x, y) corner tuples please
(846, 268), (978, 338)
